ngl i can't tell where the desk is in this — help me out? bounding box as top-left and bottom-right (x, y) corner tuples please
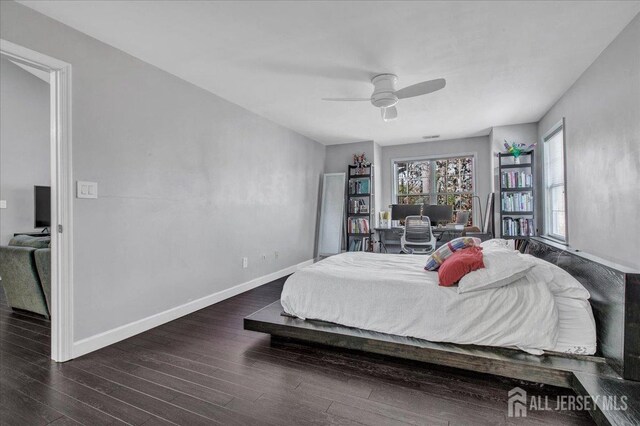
(374, 226), (464, 253)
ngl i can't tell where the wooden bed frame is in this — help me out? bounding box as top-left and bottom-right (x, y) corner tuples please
(245, 237), (640, 425)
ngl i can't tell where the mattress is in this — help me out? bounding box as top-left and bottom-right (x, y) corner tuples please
(281, 250), (596, 355)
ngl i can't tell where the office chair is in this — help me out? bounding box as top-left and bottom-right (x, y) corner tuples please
(401, 216), (436, 254)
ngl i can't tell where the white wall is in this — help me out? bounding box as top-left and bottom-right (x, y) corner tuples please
(537, 13), (639, 269)
(380, 137), (492, 226)
(1, 2), (326, 344)
(0, 56), (50, 245)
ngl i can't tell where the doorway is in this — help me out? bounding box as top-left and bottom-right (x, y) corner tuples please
(0, 39), (73, 362)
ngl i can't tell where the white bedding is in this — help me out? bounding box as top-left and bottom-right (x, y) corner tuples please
(554, 297), (597, 354)
(281, 251), (562, 354)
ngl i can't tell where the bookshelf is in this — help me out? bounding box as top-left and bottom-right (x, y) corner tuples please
(498, 151), (536, 241)
(346, 164), (374, 252)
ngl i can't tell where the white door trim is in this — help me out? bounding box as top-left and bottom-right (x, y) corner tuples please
(1, 39), (74, 362)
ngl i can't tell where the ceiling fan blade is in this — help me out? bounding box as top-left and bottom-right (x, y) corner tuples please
(321, 97), (370, 101)
(381, 106), (398, 122)
(394, 78), (446, 99)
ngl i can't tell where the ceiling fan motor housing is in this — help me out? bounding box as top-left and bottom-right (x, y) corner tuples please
(371, 74), (398, 108)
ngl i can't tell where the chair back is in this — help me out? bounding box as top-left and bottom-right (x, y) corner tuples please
(404, 216), (433, 243)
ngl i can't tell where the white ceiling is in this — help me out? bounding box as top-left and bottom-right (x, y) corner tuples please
(20, 1), (640, 146)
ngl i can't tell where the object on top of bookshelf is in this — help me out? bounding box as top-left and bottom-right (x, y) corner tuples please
(353, 153), (370, 167)
(502, 141), (536, 164)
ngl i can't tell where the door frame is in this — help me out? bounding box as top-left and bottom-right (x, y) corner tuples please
(1, 39), (74, 362)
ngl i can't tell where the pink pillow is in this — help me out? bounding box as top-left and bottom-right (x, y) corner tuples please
(438, 246), (484, 287)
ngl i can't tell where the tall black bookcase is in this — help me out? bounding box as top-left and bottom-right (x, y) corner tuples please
(346, 164), (373, 252)
(498, 150), (536, 246)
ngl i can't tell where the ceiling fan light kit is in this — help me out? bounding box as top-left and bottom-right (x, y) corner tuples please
(322, 74), (446, 122)
(370, 74), (399, 108)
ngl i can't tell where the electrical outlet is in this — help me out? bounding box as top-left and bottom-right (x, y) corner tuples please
(274, 251), (279, 259)
(0, 200), (6, 209)
(242, 257), (248, 268)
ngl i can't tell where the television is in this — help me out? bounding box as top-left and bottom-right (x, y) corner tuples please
(34, 186), (51, 228)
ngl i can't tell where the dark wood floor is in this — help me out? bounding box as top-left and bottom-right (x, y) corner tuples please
(1, 277), (595, 425)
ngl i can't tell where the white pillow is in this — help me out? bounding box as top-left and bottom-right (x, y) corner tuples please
(458, 248), (535, 293)
(520, 254), (591, 300)
(548, 267), (591, 300)
(480, 239), (512, 250)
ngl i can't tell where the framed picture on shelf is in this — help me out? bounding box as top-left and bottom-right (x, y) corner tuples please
(360, 205), (369, 213)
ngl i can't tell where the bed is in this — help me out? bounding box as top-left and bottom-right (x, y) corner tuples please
(280, 246), (596, 356)
(245, 237), (640, 425)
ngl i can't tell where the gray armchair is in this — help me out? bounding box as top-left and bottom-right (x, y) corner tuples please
(34, 248), (52, 312)
(0, 236), (51, 318)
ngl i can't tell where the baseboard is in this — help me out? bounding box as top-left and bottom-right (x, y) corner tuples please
(71, 258), (313, 359)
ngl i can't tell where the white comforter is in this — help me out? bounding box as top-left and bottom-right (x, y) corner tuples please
(281, 251), (559, 353)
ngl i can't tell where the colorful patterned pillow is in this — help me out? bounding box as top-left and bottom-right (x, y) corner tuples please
(424, 237), (482, 271)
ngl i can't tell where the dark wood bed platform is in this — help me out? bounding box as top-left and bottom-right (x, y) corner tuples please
(245, 237), (639, 426)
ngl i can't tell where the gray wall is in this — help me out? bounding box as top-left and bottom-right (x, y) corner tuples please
(380, 137), (492, 226)
(324, 140), (374, 174)
(0, 57), (50, 245)
(537, 13), (639, 269)
(1, 1), (325, 341)
(490, 123), (538, 236)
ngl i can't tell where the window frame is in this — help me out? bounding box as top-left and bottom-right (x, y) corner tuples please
(391, 152), (478, 224)
(542, 118), (568, 243)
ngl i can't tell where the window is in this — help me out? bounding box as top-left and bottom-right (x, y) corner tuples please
(543, 121), (566, 241)
(394, 156), (474, 223)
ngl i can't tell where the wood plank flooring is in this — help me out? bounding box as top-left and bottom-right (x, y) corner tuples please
(0, 277), (595, 425)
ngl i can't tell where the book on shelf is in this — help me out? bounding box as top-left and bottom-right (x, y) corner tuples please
(349, 179), (369, 195)
(348, 199), (370, 214)
(501, 171), (532, 189)
(348, 237), (370, 252)
(501, 192), (533, 212)
(347, 218), (370, 233)
(502, 217), (535, 237)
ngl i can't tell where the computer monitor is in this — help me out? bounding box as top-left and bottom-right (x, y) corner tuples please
(391, 204), (454, 225)
(422, 204), (453, 225)
(391, 204), (422, 222)
(34, 185), (51, 228)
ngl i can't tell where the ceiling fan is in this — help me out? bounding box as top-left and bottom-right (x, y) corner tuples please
(322, 74), (446, 122)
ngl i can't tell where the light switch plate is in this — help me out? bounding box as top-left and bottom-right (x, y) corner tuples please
(0, 200), (6, 209)
(77, 181), (98, 199)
